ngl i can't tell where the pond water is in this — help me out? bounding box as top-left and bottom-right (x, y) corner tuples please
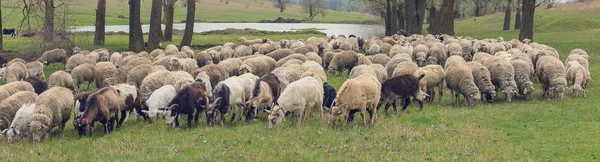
(72, 23), (385, 38)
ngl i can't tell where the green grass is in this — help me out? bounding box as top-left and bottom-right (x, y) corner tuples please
(2, 2), (600, 161)
(0, 0), (378, 28)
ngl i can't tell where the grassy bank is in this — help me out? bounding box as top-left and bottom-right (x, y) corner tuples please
(1, 2), (600, 161)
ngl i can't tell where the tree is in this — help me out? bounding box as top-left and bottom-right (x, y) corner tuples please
(514, 0), (521, 29)
(503, 0), (512, 31)
(129, 0), (144, 52)
(405, 0), (425, 35)
(0, 0), (3, 52)
(519, 0), (534, 41)
(385, 0), (392, 35)
(273, 0), (288, 12)
(397, 3), (406, 31)
(148, 0), (163, 50)
(43, 0), (55, 43)
(94, 0), (106, 45)
(301, 0), (327, 22)
(180, 0), (195, 47)
(442, 0), (455, 35)
(163, 0), (177, 42)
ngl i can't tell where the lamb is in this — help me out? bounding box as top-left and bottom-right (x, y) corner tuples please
(328, 51), (359, 76)
(328, 74), (380, 126)
(65, 54), (96, 72)
(192, 64), (229, 88)
(26, 87), (73, 142)
(445, 62), (481, 106)
(141, 85), (177, 121)
(245, 73), (281, 121)
(482, 56), (518, 102)
(266, 49), (293, 61)
(26, 77), (48, 94)
(367, 54), (391, 66)
(110, 52), (123, 66)
(240, 56), (277, 77)
(466, 62), (497, 103)
(0, 91), (38, 131)
(380, 74), (428, 112)
(163, 83), (209, 128)
(167, 58), (197, 74)
(75, 87), (120, 137)
(217, 58), (243, 76)
(26, 61), (45, 80)
(566, 61), (589, 97)
(37, 48), (67, 69)
(414, 65), (444, 103)
(71, 63), (97, 89)
(196, 51), (213, 68)
(3, 103), (36, 143)
(392, 61), (418, 77)
(94, 62), (119, 88)
(275, 54), (308, 67)
(126, 64), (166, 87)
(511, 59), (535, 99)
(1, 61), (27, 83)
(47, 71), (76, 91)
(233, 45), (253, 57)
(111, 84), (143, 125)
(267, 76), (323, 128)
(305, 52), (323, 65)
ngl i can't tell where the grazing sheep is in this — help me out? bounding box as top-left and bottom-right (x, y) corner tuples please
(163, 83), (209, 128)
(368, 64), (388, 83)
(141, 85), (177, 121)
(195, 51), (213, 68)
(367, 54), (391, 66)
(328, 74), (380, 126)
(323, 50), (342, 68)
(240, 37), (265, 46)
(126, 64), (166, 87)
(240, 56), (277, 77)
(302, 61), (324, 71)
(293, 44), (319, 55)
(380, 74), (428, 112)
(192, 64), (229, 88)
(445, 62), (481, 106)
(1, 61), (27, 83)
(392, 61), (419, 77)
(75, 87), (120, 137)
(194, 72), (213, 97)
(511, 59), (535, 99)
(483, 56), (518, 102)
(65, 54), (96, 72)
(569, 48), (589, 60)
(26, 77), (48, 94)
(71, 63), (97, 89)
(6, 58), (26, 67)
(167, 58), (197, 74)
(268, 76), (323, 128)
(110, 52), (123, 66)
(26, 61), (45, 80)
(0, 91), (38, 131)
(234, 45), (253, 58)
(266, 49), (294, 61)
(272, 64), (306, 86)
(3, 103), (36, 143)
(414, 65), (444, 103)
(566, 61), (589, 97)
(466, 62), (497, 103)
(258, 43), (281, 54)
(275, 54), (308, 67)
(349, 65), (376, 80)
(357, 54), (372, 65)
(328, 51), (359, 76)
(380, 43), (393, 54)
(180, 48), (195, 58)
(305, 52), (322, 65)
(366, 43), (381, 55)
(0, 81), (34, 104)
(385, 57), (412, 77)
(37, 48), (67, 69)
(94, 62), (119, 88)
(27, 87), (73, 142)
(447, 43), (463, 57)
(218, 58), (243, 77)
(47, 71), (76, 91)
(149, 49), (165, 59)
(245, 73), (281, 121)
(139, 70), (194, 101)
(445, 55), (467, 70)
(124, 57), (152, 70)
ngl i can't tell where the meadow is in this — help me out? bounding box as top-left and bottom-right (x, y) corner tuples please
(1, 2), (600, 161)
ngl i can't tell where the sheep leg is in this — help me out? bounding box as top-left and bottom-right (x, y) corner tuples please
(369, 104), (377, 125)
(297, 110), (303, 127)
(343, 109), (349, 127)
(401, 98), (410, 111)
(237, 104), (244, 121)
(230, 106), (237, 123)
(360, 107), (366, 126)
(174, 115), (180, 127)
(118, 110), (127, 129)
(87, 82), (92, 89)
(220, 112), (226, 126)
(455, 92), (461, 106)
(437, 84), (443, 104)
(187, 114), (193, 128)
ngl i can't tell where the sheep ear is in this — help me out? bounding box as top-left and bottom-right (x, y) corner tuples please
(523, 88), (528, 94)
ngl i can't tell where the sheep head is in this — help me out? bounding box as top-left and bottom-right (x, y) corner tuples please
(570, 85), (584, 97)
(467, 92), (482, 107)
(551, 85), (565, 100)
(415, 52), (427, 67)
(27, 120), (48, 142)
(164, 104), (179, 128)
(426, 57), (438, 65)
(502, 87), (517, 103)
(267, 105), (285, 128)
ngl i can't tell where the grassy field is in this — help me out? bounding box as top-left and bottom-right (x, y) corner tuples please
(1, 2), (600, 161)
(0, 0), (378, 27)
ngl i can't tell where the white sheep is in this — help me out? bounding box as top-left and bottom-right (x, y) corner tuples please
(37, 48), (67, 69)
(536, 56), (567, 100)
(110, 52), (123, 66)
(142, 85), (177, 120)
(267, 76), (323, 128)
(65, 54), (96, 72)
(511, 59), (535, 99)
(328, 74), (380, 126)
(445, 61), (481, 106)
(414, 65), (444, 103)
(71, 63), (97, 89)
(1, 61), (27, 83)
(0, 91), (38, 131)
(240, 56), (277, 77)
(167, 58), (197, 74)
(483, 56), (518, 102)
(3, 103), (36, 143)
(26, 61), (45, 81)
(566, 61), (589, 97)
(47, 70), (76, 91)
(466, 62), (497, 103)
(26, 87), (73, 142)
(0, 81), (36, 103)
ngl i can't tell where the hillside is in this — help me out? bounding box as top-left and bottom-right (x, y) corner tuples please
(0, 0), (378, 27)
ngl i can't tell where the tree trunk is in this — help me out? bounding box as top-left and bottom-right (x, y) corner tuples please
(148, 0), (162, 50)
(474, 1), (481, 17)
(442, 0), (455, 35)
(94, 0), (106, 45)
(519, 0), (534, 41)
(397, 4), (405, 31)
(43, 0), (55, 43)
(427, 6), (437, 34)
(514, 0), (521, 29)
(390, 1), (398, 35)
(180, 0), (195, 47)
(129, 0), (144, 52)
(503, 0), (512, 31)
(163, 1), (175, 42)
(416, 0), (426, 34)
(385, 0), (392, 36)
(0, 0), (3, 52)
(405, 0), (418, 35)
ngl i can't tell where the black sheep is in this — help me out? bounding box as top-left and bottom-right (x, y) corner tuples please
(380, 74), (428, 112)
(25, 77), (47, 94)
(323, 82), (336, 109)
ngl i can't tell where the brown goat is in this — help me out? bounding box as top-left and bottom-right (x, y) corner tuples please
(244, 73), (281, 121)
(162, 82), (209, 128)
(76, 87), (120, 137)
(380, 74), (428, 112)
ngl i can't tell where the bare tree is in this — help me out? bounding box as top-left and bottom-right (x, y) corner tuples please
(163, 0), (177, 42)
(0, 0), (3, 52)
(301, 0), (327, 22)
(519, 0), (534, 41)
(442, 0), (455, 35)
(180, 0), (195, 47)
(273, 0), (289, 12)
(385, 0), (392, 35)
(405, 0), (425, 35)
(43, 0), (55, 43)
(514, 0), (521, 29)
(94, 0), (106, 45)
(129, 0), (144, 52)
(503, 0), (512, 31)
(148, 0), (163, 50)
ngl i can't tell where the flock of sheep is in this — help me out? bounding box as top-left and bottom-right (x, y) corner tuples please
(0, 33), (591, 143)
